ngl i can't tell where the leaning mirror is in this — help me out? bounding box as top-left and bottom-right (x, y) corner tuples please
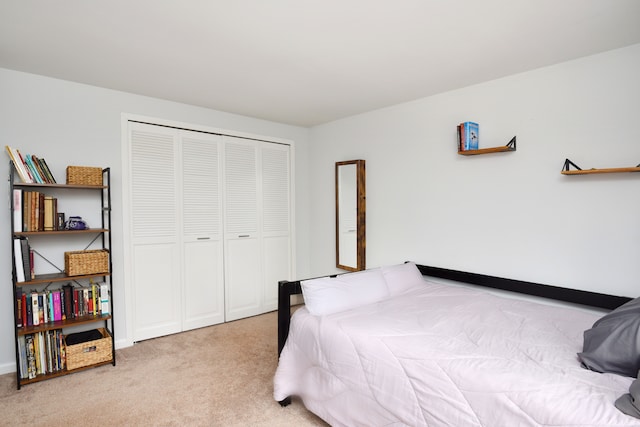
(336, 160), (365, 271)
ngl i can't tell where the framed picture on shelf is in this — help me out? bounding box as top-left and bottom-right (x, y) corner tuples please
(57, 213), (65, 231)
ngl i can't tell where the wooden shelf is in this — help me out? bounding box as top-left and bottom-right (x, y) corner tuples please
(14, 229), (109, 237)
(16, 272), (110, 286)
(561, 167), (640, 175)
(13, 182), (106, 190)
(17, 314), (113, 336)
(561, 158), (640, 175)
(458, 136), (516, 156)
(459, 146), (514, 155)
(18, 359), (114, 386)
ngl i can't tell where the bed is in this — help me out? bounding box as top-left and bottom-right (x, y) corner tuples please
(273, 263), (640, 426)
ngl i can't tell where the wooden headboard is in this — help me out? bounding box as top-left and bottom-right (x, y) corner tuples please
(277, 263), (632, 356)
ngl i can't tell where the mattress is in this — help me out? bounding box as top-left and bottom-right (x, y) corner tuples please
(274, 279), (640, 426)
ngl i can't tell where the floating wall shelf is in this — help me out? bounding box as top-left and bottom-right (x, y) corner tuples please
(561, 158), (640, 175)
(458, 136), (516, 156)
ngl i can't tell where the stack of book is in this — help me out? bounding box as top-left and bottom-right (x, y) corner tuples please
(17, 330), (66, 379)
(5, 145), (57, 184)
(457, 122), (479, 151)
(16, 283), (110, 328)
(13, 189), (59, 232)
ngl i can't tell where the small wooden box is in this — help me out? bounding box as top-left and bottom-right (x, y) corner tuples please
(66, 166), (103, 186)
(65, 328), (112, 370)
(65, 249), (109, 276)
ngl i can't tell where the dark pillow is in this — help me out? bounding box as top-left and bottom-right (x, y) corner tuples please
(578, 297), (640, 377)
(615, 370), (640, 419)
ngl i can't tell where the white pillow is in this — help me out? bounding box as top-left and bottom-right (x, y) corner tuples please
(301, 269), (390, 316)
(381, 262), (426, 296)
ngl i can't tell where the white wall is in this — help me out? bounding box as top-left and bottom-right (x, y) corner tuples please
(0, 68), (311, 374)
(2, 43), (638, 376)
(308, 43), (640, 299)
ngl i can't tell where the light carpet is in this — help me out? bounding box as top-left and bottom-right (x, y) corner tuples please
(0, 309), (326, 426)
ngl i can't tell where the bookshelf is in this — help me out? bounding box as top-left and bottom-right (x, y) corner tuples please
(561, 158), (640, 175)
(9, 161), (115, 389)
(458, 136), (517, 156)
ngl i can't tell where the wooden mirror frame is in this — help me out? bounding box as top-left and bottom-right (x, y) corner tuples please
(335, 159), (366, 271)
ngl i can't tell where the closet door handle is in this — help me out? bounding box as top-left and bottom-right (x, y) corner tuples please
(197, 237), (210, 240)
(238, 234), (250, 238)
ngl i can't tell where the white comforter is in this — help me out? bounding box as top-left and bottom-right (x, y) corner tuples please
(274, 279), (640, 426)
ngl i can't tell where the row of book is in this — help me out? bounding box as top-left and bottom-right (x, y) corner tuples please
(457, 121), (479, 151)
(5, 145), (57, 184)
(13, 189), (62, 233)
(16, 283), (110, 329)
(18, 330), (66, 380)
(13, 237), (34, 283)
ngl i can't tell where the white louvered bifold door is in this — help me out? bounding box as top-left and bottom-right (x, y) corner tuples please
(129, 122), (182, 342)
(127, 121), (293, 338)
(223, 137), (262, 321)
(261, 142), (292, 310)
(181, 131), (225, 330)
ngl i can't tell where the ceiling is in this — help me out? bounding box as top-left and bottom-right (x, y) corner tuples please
(2, 1), (640, 127)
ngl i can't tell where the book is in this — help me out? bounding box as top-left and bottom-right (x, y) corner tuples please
(23, 191), (30, 231)
(31, 155), (50, 184)
(44, 196), (55, 231)
(457, 123), (465, 151)
(463, 121), (479, 150)
(73, 288), (80, 318)
(13, 189), (22, 233)
(21, 292), (27, 328)
(15, 150), (35, 183)
(39, 158), (57, 183)
(88, 288), (94, 315)
(16, 289), (22, 328)
(37, 192), (44, 231)
(63, 284), (74, 319)
(31, 191), (37, 231)
(20, 238), (32, 281)
(25, 294), (33, 327)
(46, 331), (53, 373)
(31, 291), (39, 326)
(13, 238), (26, 283)
(4, 145), (33, 183)
(53, 290), (62, 322)
(17, 335), (27, 379)
(24, 191), (32, 232)
(58, 331), (66, 370)
(29, 247), (34, 280)
(25, 334), (36, 379)
(83, 288), (90, 316)
(35, 332), (43, 375)
(37, 293), (45, 325)
(24, 155), (43, 183)
(92, 284), (98, 316)
(47, 291), (54, 323)
(100, 283), (110, 315)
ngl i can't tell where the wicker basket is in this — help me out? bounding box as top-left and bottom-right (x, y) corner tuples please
(65, 249), (109, 276)
(65, 328), (112, 370)
(66, 166), (103, 186)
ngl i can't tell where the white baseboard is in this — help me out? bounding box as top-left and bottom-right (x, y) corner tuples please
(115, 338), (133, 349)
(0, 361), (16, 376)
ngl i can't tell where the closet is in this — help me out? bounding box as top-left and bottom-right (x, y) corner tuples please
(126, 121), (291, 342)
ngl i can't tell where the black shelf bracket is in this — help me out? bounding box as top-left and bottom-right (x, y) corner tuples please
(562, 158), (582, 172)
(506, 136), (516, 150)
